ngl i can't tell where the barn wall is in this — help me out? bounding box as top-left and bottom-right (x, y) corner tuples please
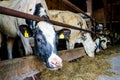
(46, 0), (71, 10)
(45, 0), (85, 12)
(92, 8), (105, 23)
(46, 0), (106, 24)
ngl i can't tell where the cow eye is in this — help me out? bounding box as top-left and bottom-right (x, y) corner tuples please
(37, 38), (42, 42)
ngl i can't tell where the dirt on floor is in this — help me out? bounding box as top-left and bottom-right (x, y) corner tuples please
(40, 45), (120, 80)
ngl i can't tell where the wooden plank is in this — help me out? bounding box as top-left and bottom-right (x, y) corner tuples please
(0, 56), (45, 80)
(59, 47), (85, 61)
(0, 47), (85, 80)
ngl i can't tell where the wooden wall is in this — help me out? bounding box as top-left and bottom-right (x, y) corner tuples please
(92, 8), (105, 23)
(45, 0), (85, 12)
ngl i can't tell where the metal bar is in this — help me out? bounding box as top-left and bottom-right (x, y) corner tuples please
(0, 6), (48, 22)
(0, 6), (96, 34)
(62, 0), (95, 22)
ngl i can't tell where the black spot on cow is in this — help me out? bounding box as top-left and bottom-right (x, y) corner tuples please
(77, 22), (83, 28)
(26, 3), (49, 29)
(29, 8), (32, 11)
(34, 3), (49, 19)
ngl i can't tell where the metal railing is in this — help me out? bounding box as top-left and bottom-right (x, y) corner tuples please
(0, 6), (96, 34)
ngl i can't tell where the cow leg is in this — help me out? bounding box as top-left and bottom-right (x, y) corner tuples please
(18, 30), (33, 56)
(7, 38), (14, 59)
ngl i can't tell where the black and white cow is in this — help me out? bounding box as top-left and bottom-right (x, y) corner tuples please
(78, 13), (111, 52)
(49, 10), (96, 57)
(95, 35), (111, 52)
(0, 0), (70, 70)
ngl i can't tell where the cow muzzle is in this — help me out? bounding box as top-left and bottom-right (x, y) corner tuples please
(47, 54), (63, 70)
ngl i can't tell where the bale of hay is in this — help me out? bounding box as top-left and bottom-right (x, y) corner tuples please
(41, 45), (120, 80)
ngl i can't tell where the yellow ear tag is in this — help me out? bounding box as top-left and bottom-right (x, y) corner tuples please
(59, 34), (64, 39)
(24, 30), (29, 38)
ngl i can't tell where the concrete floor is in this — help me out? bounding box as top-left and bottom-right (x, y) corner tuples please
(98, 50), (120, 80)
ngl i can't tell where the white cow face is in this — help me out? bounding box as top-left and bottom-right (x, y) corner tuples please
(100, 36), (109, 50)
(95, 24), (103, 32)
(20, 23), (63, 70)
(95, 36), (110, 52)
(33, 21), (62, 70)
(82, 33), (96, 57)
(25, 3), (71, 70)
(33, 22), (71, 70)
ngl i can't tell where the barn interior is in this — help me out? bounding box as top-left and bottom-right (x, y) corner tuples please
(0, 0), (120, 80)
(0, 0), (120, 59)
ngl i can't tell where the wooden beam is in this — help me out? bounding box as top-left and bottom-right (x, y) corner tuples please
(60, 47), (85, 61)
(102, 0), (107, 27)
(0, 47), (85, 80)
(86, 0), (92, 30)
(86, 0), (92, 15)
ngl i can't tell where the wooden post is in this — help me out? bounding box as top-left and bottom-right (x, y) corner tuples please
(86, 0), (92, 30)
(102, 0), (107, 28)
(86, 0), (92, 15)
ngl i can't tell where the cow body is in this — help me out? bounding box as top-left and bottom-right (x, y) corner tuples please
(0, 0), (63, 70)
(0, 0), (37, 58)
(49, 10), (96, 57)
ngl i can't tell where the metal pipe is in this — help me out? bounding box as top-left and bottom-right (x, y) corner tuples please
(0, 6), (95, 34)
(62, 0), (96, 22)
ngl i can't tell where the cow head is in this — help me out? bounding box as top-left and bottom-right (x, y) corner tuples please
(94, 35), (111, 53)
(95, 24), (103, 32)
(24, 2), (71, 70)
(82, 33), (96, 57)
(19, 21), (69, 70)
(100, 36), (110, 50)
(33, 22), (71, 70)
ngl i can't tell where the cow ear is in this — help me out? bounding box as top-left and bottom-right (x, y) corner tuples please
(56, 29), (71, 39)
(19, 25), (33, 38)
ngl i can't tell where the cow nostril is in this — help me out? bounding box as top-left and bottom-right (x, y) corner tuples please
(51, 61), (55, 65)
(51, 61), (58, 65)
(50, 61), (62, 68)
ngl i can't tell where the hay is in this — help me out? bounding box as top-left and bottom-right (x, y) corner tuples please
(40, 45), (120, 80)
